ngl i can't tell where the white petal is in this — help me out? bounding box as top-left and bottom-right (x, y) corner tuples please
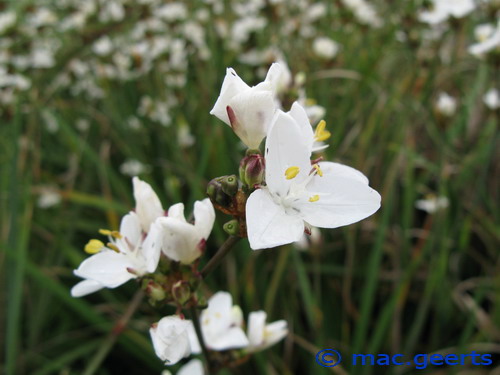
(288, 102), (314, 151)
(178, 359), (205, 375)
(299, 175), (381, 228)
(150, 316), (191, 365)
(73, 251), (138, 288)
(263, 62), (283, 90)
(260, 320), (288, 349)
(228, 87), (275, 149)
(167, 202), (186, 222)
(246, 189), (305, 250)
(186, 321), (202, 354)
(193, 198), (215, 239)
(133, 177), (164, 232)
(247, 311), (267, 347)
(210, 68), (250, 125)
(141, 219), (162, 273)
(70, 279), (104, 297)
(319, 161), (369, 185)
(118, 212), (142, 251)
(209, 326), (249, 351)
(158, 217), (200, 264)
(265, 110), (311, 197)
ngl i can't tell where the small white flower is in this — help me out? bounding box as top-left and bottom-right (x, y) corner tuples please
(157, 199), (215, 264)
(150, 316), (192, 365)
(415, 196), (449, 214)
(468, 23), (500, 57)
(246, 106), (381, 250)
(37, 187), (61, 209)
(71, 212), (163, 297)
(210, 64), (282, 149)
(0, 11), (16, 34)
(246, 311), (288, 352)
(483, 88), (499, 110)
(436, 92), (457, 117)
(312, 37), (340, 60)
(188, 292), (249, 352)
(419, 0), (476, 25)
(120, 159), (150, 177)
(93, 36), (114, 56)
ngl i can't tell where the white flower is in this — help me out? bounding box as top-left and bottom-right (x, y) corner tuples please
(286, 102), (330, 153)
(419, 0), (476, 25)
(93, 36), (114, 56)
(37, 187), (61, 209)
(0, 11), (16, 34)
(150, 316), (192, 366)
(120, 159), (150, 177)
(171, 359), (204, 375)
(133, 177), (164, 232)
(246, 106), (381, 250)
(468, 23), (500, 57)
(312, 37), (340, 60)
(246, 311), (288, 352)
(157, 199), (215, 264)
(210, 63), (282, 149)
(436, 92), (457, 117)
(483, 88), (499, 110)
(71, 211), (162, 297)
(415, 196), (449, 214)
(188, 292), (249, 352)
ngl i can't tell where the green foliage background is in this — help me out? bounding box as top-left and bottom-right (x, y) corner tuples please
(1, 1), (498, 374)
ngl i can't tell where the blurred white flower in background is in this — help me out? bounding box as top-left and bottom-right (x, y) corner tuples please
(436, 92), (457, 117)
(415, 196), (449, 214)
(469, 22), (500, 57)
(341, 0), (383, 28)
(37, 187), (62, 209)
(419, 0), (476, 25)
(120, 159), (151, 177)
(150, 316), (193, 365)
(483, 88), (499, 110)
(0, 11), (16, 34)
(312, 37), (340, 60)
(92, 36), (114, 56)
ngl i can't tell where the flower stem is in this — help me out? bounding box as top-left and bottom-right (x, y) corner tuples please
(201, 235), (240, 278)
(189, 305), (213, 375)
(82, 289), (144, 375)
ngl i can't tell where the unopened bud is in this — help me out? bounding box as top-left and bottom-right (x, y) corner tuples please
(207, 177), (232, 207)
(223, 219), (240, 236)
(145, 281), (166, 301)
(239, 152), (265, 188)
(172, 280), (191, 306)
(221, 175), (239, 196)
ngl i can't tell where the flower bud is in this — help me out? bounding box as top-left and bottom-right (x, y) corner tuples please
(239, 152), (265, 188)
(220, 175), (238, 196)
(172, 280), (191, 306)
(223, 219), (240, 236)
(145, 280), (166, 302)
(207, 177), (232, 207)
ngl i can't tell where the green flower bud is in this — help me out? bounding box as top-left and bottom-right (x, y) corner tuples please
(145, 281), (166, 302)
(223, 219), (240, 236)
(239, 153), (265, 188)
(220, 175), (239, 196)
(207, 177), (232, 207)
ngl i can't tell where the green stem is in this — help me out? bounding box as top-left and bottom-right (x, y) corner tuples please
(201, 235), (240, 278)
(82, 289), (144, 375)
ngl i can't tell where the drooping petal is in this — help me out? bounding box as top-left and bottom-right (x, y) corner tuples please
(209, 326), (249, 351)
(157, 217), (200, 264)
(73, 251), (138, 288)
(265, 110), (311, 197)
(259, 320), (288, 350)
(318, 161), (370, 185)
(298, 174), (381, 228)
(210, 68), (251, 125)
(246, 189), (305, 250)
(70, 279), (104, 297)
(167, 202), (186, 222)
(133, 177), (164, 232)
(193, 198), (215, 239)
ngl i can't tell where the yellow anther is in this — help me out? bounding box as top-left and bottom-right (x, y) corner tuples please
(314, 120), (331, 142)
(305, 98), (317, 106)
(309, 195), (320, 202)
(285, 166), (300, 180)
(106, 243), (121, 253)
(84, 239), (105, 254)
(99, 229), (122, 239)
(313, 164), (323, 177)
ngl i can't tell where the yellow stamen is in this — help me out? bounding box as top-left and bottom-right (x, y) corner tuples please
(84, 239), (105, 254)
(314, 120), (331, 142)
(305, 98), (317, 106)
(309, 195), (320, 202)
(99, 229), (122, 239)
(313, 164), (323, 177)
(285, 166), (300, 180)
(107, 243), (120, 253)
